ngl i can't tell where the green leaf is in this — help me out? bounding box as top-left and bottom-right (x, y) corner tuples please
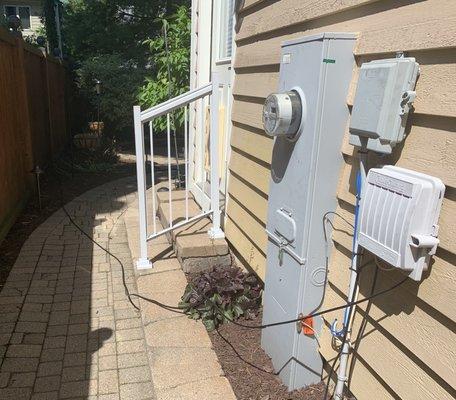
(224, 309), (234, 321)
(233, 304), (244, 318)
(202, 318), (216, 332)
(178, 301), (190, 309)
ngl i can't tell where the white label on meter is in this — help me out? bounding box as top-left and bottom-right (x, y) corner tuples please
(282, 53), (291, 64)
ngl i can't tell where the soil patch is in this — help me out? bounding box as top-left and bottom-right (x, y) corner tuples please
(209, 311), (325, 400)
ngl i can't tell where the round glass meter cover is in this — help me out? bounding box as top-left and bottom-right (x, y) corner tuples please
(263, 95), (280, 135)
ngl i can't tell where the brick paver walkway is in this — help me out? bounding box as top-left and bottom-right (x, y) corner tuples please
(0, 177), (155, 400)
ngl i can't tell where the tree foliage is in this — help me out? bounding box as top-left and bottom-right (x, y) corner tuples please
(138, 5), (191, 132)
(77, 54), (145, 136)
(60, 0), (189, 138)
(42, 0), (59, 54)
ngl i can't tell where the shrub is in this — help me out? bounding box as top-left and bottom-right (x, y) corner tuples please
(179, 266), (262, 331)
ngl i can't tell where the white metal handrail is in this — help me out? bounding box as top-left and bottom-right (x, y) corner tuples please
(133, 73), (224, 270)
(140, 82), (213, 122)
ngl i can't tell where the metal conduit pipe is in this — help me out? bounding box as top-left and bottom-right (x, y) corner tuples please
(334, 150), (368, 400)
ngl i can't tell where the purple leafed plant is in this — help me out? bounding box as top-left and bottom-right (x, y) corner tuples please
(179, 265), (262, 331)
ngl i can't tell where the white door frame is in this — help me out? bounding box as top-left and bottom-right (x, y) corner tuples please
(189, 0), (236, 218)
(189, 0), (212, 210)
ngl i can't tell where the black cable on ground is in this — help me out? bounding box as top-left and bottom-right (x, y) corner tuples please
(61, 206), (140, 311)
(61, 187), (407, 330)
(129, 293), (183, 312)
(60, 184), (409, 395)
(53, 154), (187, 314)
(216, 275), (407, 331)
(56, 167), (409, 395)
(56, 162), (408, 331)
(62, 205), (188, 314)
(56, 164), (408, 332)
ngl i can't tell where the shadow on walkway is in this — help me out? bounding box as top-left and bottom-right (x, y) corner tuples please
(0, 177), (155, 399)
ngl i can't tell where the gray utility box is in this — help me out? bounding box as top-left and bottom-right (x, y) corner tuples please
(349, 57), (419, 154)
(261, 33), (356, 390)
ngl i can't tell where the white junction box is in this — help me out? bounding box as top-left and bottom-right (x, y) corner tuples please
(349, 57), (419, 154)
(359, 166), (445, 281)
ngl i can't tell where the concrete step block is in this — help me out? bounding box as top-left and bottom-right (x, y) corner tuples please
(155, 190), (231, 273)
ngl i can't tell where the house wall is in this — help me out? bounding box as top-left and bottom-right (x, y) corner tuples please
(226, 1), (456, 399)
(1, 0), (43, 36)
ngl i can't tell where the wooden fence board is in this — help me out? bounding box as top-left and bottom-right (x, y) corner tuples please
(0, 28), (70, 242)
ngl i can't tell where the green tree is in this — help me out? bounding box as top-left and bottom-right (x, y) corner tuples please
(77, 54), (145, 137)
(138, 5), (191, 132)
(42, 0), (59, 53)
(61, 0), (189, 139)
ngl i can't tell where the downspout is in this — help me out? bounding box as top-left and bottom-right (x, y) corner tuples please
(333, 150), (368, 400)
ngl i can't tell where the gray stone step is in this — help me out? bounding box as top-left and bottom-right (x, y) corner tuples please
(156, 190), (231, 273)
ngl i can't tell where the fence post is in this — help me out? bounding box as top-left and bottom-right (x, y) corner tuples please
(208, 72), (225, 239)
(134, 106), (152, 269)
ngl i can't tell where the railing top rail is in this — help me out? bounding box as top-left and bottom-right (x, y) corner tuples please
(140, 82), (213, 122)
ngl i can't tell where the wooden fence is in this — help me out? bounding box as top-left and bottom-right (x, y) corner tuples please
(0, 28), (70, 241)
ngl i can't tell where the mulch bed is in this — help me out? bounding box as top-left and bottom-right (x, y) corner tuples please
(209, 311), (325, 400)
(0, 159), (135, 290)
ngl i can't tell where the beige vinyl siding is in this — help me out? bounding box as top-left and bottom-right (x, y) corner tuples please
(226, 0), (456, 398)
(29, 15), (41, 33)
(1, 0), (43, 35)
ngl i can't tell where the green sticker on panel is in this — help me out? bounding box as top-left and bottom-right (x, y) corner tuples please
(323, 58), (336, 64)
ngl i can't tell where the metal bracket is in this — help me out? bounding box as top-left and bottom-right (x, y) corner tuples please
(266, 229), (306, 265)
(296, 313), (314, 335)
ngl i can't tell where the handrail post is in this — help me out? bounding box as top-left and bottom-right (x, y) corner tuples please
(134, 106), (152, 269)
(208, 72), (225, 239)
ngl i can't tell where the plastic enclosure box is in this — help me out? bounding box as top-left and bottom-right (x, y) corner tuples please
(358, 166), (445, 281)
(349, 57), (419, 154)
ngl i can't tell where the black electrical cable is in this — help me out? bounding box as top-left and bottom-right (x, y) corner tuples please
(57, 172), (408, 331)
(61, 189), (408, 329)
(323, 211), (355, 230)
(53, 153), (184, 314)
(325, 265), (382, 399)
(63, 197), (407, 332)
(62, 206), (140, 310)
(58, 175), (411, 395)
(214, 275), (407, 331)
(62, 205), (186, 313)
(130, 293), (183, 313)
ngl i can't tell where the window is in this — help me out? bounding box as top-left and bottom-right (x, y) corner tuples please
(4, 5), (31, 30)
(217, 0), (234, 60)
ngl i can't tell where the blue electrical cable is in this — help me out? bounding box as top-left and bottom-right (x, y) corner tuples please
(330, 169), (362, 338)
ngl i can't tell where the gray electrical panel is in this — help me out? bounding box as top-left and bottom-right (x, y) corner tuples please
(349, 57), (419, 154)
(261, 33), (356, 390)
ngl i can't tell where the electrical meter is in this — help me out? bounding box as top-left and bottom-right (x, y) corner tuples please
(262, 90), (302, 138)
